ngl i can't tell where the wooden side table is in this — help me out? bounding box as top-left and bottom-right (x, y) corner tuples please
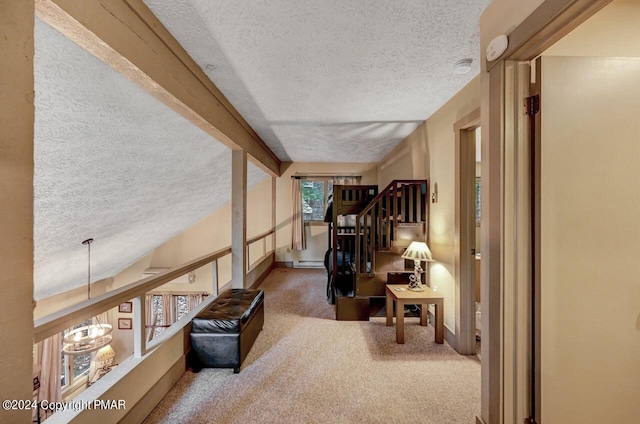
(385, 284), (444, 344)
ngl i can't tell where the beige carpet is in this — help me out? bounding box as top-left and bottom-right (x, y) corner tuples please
(143, 268), (480, 424)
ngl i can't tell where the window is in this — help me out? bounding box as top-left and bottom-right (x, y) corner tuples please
(301, 180), (332, 222)
(147, 294), (206, 339)
(151, 295), (164, 339)
(175, 295), (189, 321)
(61, 319), (92, 391)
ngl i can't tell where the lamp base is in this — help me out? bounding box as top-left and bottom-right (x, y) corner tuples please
(408, 261), (425, 291)
(408, 284), (425, 292)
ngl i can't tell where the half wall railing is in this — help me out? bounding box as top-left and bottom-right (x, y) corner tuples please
(34, 229), (275, 354)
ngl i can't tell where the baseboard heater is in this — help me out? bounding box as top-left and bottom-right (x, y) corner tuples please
(293, 260), (325, 269)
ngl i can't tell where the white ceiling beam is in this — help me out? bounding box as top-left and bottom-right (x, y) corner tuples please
(231, 150), (247, 289)
(35, 0), (282, 176)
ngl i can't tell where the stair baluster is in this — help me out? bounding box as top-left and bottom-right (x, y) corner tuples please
(355, 180), (428, 283)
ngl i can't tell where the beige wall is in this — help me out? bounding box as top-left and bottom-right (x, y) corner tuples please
(34, 277), (120, 319)
(478, 2), (640, 423)
(544, 0), (640, 57)
(377, 134), (427, 187)
(0, 1), (35, 420)
(476, 127), (482, 254)
(377, 76), (481, 333)
(540, 54), (640, 424)
(150, 176), (272, 289)
(274, 163), (378, 264)
(107, 254), (154, 365)
(247, 177), (274, 267)
(538, 9), (640, 421)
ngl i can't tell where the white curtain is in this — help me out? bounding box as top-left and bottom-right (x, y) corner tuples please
(291, 178), (306, 250)
(161, 294), (176, 329)
(145, 294), (154, 341)
(187, 294), (203, 311)
(33, 333), (61, 407)
(332, 176), (358, 186)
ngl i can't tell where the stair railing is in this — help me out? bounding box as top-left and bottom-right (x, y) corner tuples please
(355, 180), (428, 280)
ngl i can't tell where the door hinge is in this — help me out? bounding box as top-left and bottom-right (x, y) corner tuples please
(525, 94), (540, 116)
(524, 417), (538, 424)
(471, 248), (476, 255)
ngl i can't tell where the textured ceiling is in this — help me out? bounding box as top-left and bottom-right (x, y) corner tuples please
(144, 0), (490, 162)
(34, 19), (267, 300)
(34, 1), (489, 299)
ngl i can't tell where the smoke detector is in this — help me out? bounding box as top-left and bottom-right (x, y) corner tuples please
(453, 58), (473, 75)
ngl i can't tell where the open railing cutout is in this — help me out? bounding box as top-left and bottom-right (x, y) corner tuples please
(355, 180), (428, 279)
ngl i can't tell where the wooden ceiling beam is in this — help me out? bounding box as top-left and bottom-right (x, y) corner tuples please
(35, 0), (282, 176)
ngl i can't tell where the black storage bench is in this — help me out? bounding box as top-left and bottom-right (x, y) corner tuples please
(190, 288), (264, 373)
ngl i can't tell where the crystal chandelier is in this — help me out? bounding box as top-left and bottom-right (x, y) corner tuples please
(63, 238), (113, 355)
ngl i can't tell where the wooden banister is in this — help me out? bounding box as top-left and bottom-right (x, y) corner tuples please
(34, 246), (232, 343)
(355, 180), (428, 279)
(357, 180), (423, 218)
(246, 229), (274, 245)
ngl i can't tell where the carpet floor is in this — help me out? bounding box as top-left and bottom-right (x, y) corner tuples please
(143, 268), (481, 424)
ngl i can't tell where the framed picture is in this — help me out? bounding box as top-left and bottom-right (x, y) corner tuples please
(118, 318), (132, 330)
(118, 302), (132, 313)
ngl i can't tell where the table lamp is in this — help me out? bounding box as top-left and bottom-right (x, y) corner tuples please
(401, 241), (435, 291)
(94, 344), (116, 371)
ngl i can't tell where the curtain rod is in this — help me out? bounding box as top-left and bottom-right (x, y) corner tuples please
(292, 174), (362, 179)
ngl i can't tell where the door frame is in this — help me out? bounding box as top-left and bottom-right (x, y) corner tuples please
(454, 107), (481, 355)
(482, 0), (613, 423)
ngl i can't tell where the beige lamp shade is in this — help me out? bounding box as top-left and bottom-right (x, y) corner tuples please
(401, 241), (435, 262)
(95, 344), (116, 363)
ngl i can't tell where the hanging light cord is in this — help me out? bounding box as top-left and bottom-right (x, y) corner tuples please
(82, 238), (104, 328)
(62, 238), (112, 355)
(83, 238), (94, 300)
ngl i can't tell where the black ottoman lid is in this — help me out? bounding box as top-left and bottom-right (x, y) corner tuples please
(192, 289), (264, 334)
